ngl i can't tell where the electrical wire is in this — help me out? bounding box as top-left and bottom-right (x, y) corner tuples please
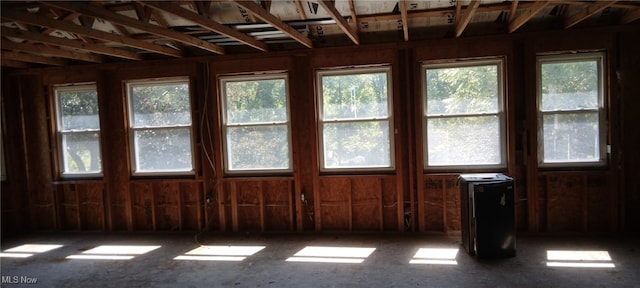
(194, 62), (218, 246)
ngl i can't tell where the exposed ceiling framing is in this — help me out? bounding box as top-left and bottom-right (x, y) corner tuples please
(1, 0), (638, 69)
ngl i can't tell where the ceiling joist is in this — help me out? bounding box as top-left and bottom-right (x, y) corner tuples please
(318, 0), (359, 45)
(348, 0), (358, 31)
(233, 0), (312, 48)
(1, 26), (143, 60)
(399, 0), (409, 41)
(456, 0), (481, 38)
(564, 1), (617, 29)
(621, 7), (640, 24)
(141, 1), (268, 52)
(41, 1), (225, 55)
(508, 0), (519, 23)
(1, 50), (66, 66)
(1, 8), (182, 58)
(1, 39), (104, 63)
(1, 0), (638, 68)
(294, 0), (307, 20)
(508, 1), (550, 33)
(317, 0), (359, 44)
(1, 58), (32, 68)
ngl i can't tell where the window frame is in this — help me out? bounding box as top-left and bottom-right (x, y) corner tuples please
(126, 77), (196, 176)
(421, 58), (507, 171)
(53, 83), (103, 179)
(219, 72), (293, 175)
(536, 52), (607, 168)
(316, 65), (395, 172)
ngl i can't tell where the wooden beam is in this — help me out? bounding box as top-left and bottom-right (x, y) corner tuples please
(318, 0), (359, 45)
(359, 1), (540, 23)
(194, 0), (212, 18)
(1, 8), (182, 58)
(233, 0), (312, 48)
(455, 0), (480, 37)
(133, 2), (153, 24)
(1, 50), (66, 66)
(2, 39), (104, 63)
(1, 26), (143, 60)
(294, 0), (307, 20)
(42, 1), (225, 55)
(260, 0), (272, 12)
(348, 0), (358, 30)
(564, 1), (617, 29)
(3, 59), (33, 69)
(399, 0), (409, 41)
(508, 1), (550, 33)
(508, 0), (519, 23)
(141, 1), (268, 52)
(1, 58), (32, 68)
(621, 7), (640, 24)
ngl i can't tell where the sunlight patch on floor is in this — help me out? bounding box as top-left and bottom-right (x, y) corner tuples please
(66, 245), (161, 260)
(546, 250), (615, 268)
(0, 244), (63, 258)
(174, 245), (265, 261)
(410, 248), (458, 265)
(286, 246), (376, 264)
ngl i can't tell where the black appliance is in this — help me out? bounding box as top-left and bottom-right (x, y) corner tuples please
(459, 173), (516, 258)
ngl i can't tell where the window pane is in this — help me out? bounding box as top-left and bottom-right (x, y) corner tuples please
(541, 60), (598, 111)
(59, 90), (99, 130)
(427, 116), (501, 166)
(542, 112), (600, 162)
(323, 121), (390, 168)
(62, 132), (101, 173)
(134, 128), (193, 171)
(225, 79), (287, 124)
(322, 72), (388, 120)
(131, 83), (191, 127)
(227, 125), (290, 170)
(426, 65), (498, 115)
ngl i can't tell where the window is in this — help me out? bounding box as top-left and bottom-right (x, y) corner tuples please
(317, 66), (394, 171)
(423, 59), (506, 169)
(54, 84), (102, 177)
(220, 73), (292, 173)
(127, 78), (194, 175)
(537, 52), (606, 167)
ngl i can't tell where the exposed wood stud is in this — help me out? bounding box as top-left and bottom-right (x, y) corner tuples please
(1, 39), (104, 63)
(194, 0), (212, 18)
(41, 1), (225, 54)
(508, 0), (519, 23)
(318, 0), (360, 45)
(621, 7), (640, 24)
(233, 0), (313, 48)
(133, 2), (153, 24)
(348, 0), (358, 31)
(230, 182), (238, 232)
(142, 1), (268, 52)
(294, 0), (307, 20)
(564, 1), (617, 29)
(399, 0), (409, 41)
(2, 9), (182, 57)
(1, 26), (143, 60)
(1, 58), (32, 68)
(508, 1), (550, 33)
(359, 1), (540, 23)
(455, 0), (481, 37)
(260, 0), (272, 12)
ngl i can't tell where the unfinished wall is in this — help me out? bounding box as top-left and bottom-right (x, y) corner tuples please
(2, 26), (638, 235)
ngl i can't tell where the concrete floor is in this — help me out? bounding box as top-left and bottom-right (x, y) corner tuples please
(1, 232), (638, 287)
